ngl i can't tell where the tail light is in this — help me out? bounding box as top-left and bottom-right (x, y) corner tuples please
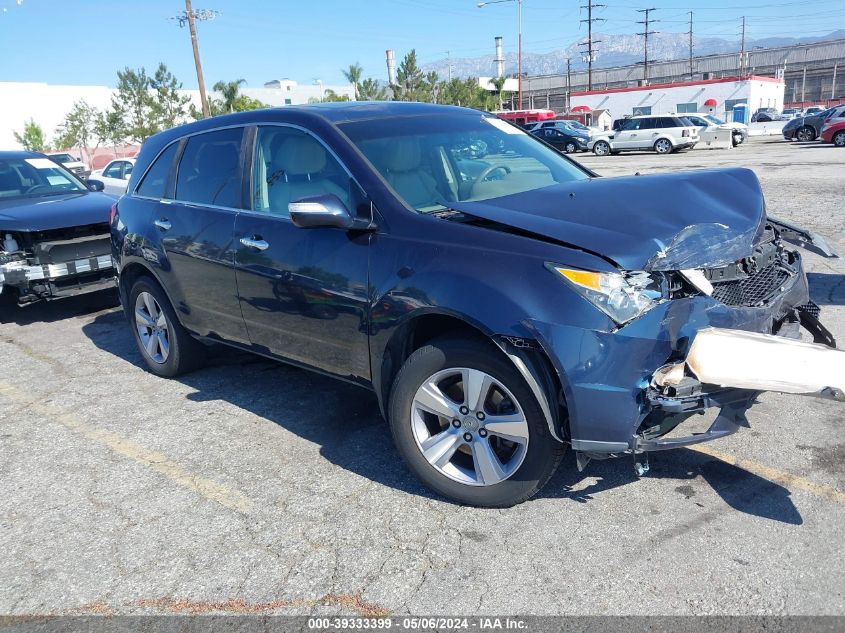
(108, 203), (118, 225)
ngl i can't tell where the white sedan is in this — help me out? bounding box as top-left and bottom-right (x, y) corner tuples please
(90, 158), (136, 196)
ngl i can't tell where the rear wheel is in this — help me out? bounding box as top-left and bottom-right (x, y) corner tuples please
(388, 337), (565, 507)
(833, 131), (845, 147)
(797, 126), (816, 142)
(654, 138), (673, 154)
(592, 140), (611, 156)
(128, 277), (205, 377)
(732, 132), (744, 146)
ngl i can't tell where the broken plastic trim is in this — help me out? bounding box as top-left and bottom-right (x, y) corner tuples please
(658, 327), (845, 402)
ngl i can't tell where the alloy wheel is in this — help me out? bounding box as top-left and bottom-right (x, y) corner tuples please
(565, 142), (577, 153)
(834, 131), (845, 147)
(797, 126), (815, 142)
(410, 367), (529, 486)
(593, 141), (610, 156)
(655, 139), (672, 154)
(135, 291), (170, 364)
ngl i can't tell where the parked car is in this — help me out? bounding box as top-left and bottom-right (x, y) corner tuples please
(783, 105), (845, 142)
(527, 119), (598, 139)
(589, 115), (699, 155)
(90, 158), (137, 196)
(751, 107), (780, 122)
(0, 151), (114, 307)
(46, 152), (90, 180)
(682, 113), (748, 147)
(530, 127), (588, 153)
(821, 119), (845, 146)
(802, 105), (825, 116)
(111, 102), (841, 507)
(781, 108), (802, 119)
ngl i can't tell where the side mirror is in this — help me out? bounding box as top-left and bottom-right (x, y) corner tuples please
(87, 179), (105, 192)
(289, 194), (354, 229)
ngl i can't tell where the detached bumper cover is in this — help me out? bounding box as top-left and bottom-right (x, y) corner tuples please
(525, 263), (828, 452)
(0, 255), (114, 296)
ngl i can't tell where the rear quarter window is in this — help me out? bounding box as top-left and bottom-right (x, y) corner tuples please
(135, 143), (179, 199)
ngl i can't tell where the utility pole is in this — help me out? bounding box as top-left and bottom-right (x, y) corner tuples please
(688, 11), (694, 80)
(636, 8), (659, 85)
(447, 51), (452, 82)
(566, 58), (572, 112)
(580, 0), (605, 91)
(171, 1), (219, 119)
(739, 16), (747, 77)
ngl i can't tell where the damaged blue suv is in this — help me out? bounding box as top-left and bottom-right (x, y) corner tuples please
(111, 102), (843, 507)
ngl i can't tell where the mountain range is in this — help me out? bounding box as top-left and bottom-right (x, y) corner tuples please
(422, 30), (845, 79)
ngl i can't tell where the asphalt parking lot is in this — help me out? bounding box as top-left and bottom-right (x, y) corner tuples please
(1, 137), (844, 617)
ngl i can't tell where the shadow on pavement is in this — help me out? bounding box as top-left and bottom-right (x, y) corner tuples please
(808, 272), (845, 306)
(0, 287), (120, 325)
(81, 309), (802, 523)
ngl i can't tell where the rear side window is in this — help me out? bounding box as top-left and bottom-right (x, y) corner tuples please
(136, 143), (178, 198)
(175, 127), (244, 208)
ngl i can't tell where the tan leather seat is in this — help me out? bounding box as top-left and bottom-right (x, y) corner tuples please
(268, 136), (347, 214)
(382, 138), (441, 209)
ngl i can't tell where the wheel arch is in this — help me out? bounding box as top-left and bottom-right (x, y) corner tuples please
(117, 260), (180, 325)
(376, 309), (568, 443)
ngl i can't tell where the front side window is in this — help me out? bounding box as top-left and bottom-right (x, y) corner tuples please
(339, 113), (588, 213)
(252, 126), (351, 217)
(136, 143), (179, 199)
(175, 127), (244, 208)
(0, 157), (87, 200)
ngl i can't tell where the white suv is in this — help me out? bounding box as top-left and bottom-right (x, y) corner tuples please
(589, 115), (699, 156)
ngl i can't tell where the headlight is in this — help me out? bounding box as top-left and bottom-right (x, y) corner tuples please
(546, 264), (665, 325)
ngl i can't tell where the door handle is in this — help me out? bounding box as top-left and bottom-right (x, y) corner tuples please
(154, 218), (172, 231)
(240, 236), (270, 251)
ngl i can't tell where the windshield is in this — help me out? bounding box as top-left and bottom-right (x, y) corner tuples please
(339, 113), (589, 213)
(705, 115), (725, 125)
(567, 120), (588, 130)
(0, 157), (87, 199)
(48, 153), (76, 163)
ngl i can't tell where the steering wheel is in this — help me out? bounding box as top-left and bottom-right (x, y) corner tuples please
(24, 184), (54, 195)
(470, 164), (511, 196)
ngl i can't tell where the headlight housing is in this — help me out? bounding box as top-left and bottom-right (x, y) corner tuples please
(546, 263), (666, 325)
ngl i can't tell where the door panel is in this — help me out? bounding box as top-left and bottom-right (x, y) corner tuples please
(234, 125), (371, 381)
(156, 126), (248, 343)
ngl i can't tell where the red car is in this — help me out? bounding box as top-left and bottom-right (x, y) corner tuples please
(821, 120), (845, 146)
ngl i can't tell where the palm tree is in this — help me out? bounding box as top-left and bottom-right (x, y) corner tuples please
(490, 76), (509, 111)
(213, 79), (246, 113)
(342, 63), (363, 100)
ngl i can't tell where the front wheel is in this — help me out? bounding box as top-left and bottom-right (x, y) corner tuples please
(833, 131), (845, 147)
(797, 126), (816, 142)
(654, 138), (673, 154)
(388, 337), (565, 507)
(564, 141), (578, 154)
(592, 140), (611, 156)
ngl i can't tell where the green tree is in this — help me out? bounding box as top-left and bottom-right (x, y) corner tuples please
(54, 101), (100, 154)
(321, 89), (351, 102)
(489, 76), (510, 111)
(392, 49), (431, 102)
(94, 107), (127, 151)
(358, 77), (388, 101)
(212, 79), (247, 113)
(151, 62), (191, 130)
(439, 78), (491, 109)
(112, 66), (157, 142)
(342, 63), (364, 100)
(13, 119), (48, 151)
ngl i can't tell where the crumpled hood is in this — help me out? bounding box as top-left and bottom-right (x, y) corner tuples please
(447, 167), (766, 271)
(0, 192), (115, 232)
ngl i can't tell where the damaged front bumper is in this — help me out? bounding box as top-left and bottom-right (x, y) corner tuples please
(525, 258), (842, 458)
(0, 255), (115, 303)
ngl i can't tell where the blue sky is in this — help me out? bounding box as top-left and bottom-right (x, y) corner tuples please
(0, 0), (842, 88)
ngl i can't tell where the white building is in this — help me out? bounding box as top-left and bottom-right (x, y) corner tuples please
(0, 79), (355, 151)
(567, 76), (785, 123)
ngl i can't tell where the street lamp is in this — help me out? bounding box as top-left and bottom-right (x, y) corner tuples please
(478, 0), (523, 110)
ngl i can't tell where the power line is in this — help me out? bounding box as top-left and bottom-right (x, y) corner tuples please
(580, 0), (606, 90)
(636, 8), (659, 84)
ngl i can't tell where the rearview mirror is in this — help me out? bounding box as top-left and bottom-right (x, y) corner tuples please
(87, 179), (105, 192)
(289, 194), (354, 229)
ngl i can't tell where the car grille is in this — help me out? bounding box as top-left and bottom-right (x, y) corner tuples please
(710, 262), (791, 307)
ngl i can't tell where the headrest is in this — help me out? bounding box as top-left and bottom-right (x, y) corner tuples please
(273, 136), (327, 175)
(383, 137), (422, 172)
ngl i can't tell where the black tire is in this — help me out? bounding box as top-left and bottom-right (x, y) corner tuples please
(592, 140), (611, 156)
(797, 126), (816, 142)
(388, 336), (565, 507)
(564, 141), (577, 154)
(653, 138), (673, 154)
(833, 131), (845, 147)
(127, 276), (205, 377)
(732, 132), (743, 147)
